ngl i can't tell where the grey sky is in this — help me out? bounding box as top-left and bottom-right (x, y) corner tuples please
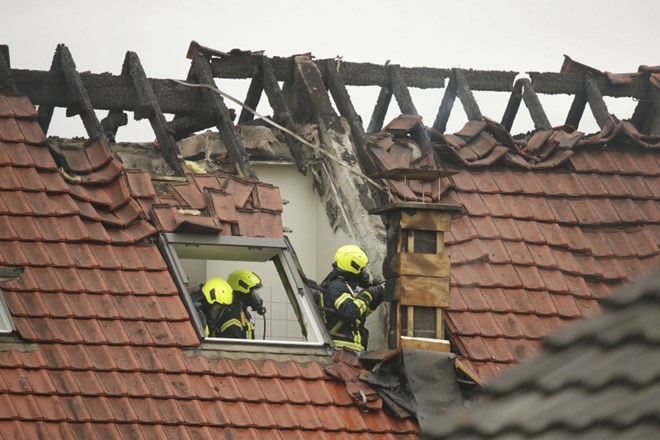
(4, 0), (660, 140)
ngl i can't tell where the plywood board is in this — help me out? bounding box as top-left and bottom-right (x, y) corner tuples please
(395, 275), (450, 307)
(389, 252), (451, 277)
(400, 210), (451, 232)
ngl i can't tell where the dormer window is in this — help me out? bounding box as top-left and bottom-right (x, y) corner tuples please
(158, 233), (331, 351)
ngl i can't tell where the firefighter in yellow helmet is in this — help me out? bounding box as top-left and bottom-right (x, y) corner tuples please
(191, 277), (244, 338)
(319, 245), (386, 352)
(227, 270), (266, 339)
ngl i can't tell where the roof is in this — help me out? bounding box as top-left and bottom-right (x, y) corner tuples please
(0, 95), (418, 437)
(428, 270), (660, 439)
(358, 64), (660, 382)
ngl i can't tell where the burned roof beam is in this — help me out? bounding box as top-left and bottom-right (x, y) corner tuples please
(367, 61), (392, 134)
(501, 80), (524, 132)
(11, 69), (206, 114)
(167, 113), (216, 141)
(651, 86), (660, 135)
(565, 90), (587, 130)
(260, 56), (307, 172)
(433, 69), (483, 133)
(211, 55), (652, 100)
(56, 45), (103, 140)
(390, 65), (431, 153)
(584, 75), (610, 129)
(121, 51), (185, 175)
(502, 79), (551, 131)
(191, 54), (256, 178)
(237, 63), (263, 124)
(0, 46), (19, 95)
(321, 59), (367, 154)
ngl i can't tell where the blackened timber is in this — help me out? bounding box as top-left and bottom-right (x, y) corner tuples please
(518, 78), (551, 131)
(528, 71), (649, 99)
(167, 113), (217, 141)
(454, 69), (482, 121)
(584, 75), (610, 129)
(11, 69), (206, 114)
(322, 59), (369, 165)
(565, 91), (587, 130)
(0, 46), (18, 95)
(367, 60), (392, 134)
(260, 57), (307, 172)
(433, 75), (457, 134)
(123, 51), (184, 175)
(238, 63), (263, 124)
(390, 65), (431, 153)
(191, 54), (256, 179)
(500, 80), (523, 132)
(36, 48), (62, 134)
(57, 45), (103, 140)
(650, 86), (660, 135)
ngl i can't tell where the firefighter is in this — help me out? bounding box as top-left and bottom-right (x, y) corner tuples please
(227, 269), (267, 339)
(320, 245), (386, 352)
(191, 277), (244, 338)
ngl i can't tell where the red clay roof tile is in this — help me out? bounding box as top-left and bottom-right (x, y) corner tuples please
(482, 193), (514, 218)
(526, 290), (559, 315)
(16, 120), (47, 144)
(514, 266), (546, 291)
(481, 288), (514, 313)
(483, 337), (516, 363)
(469, 216), (500, 239)
(0, 117), (23, 142)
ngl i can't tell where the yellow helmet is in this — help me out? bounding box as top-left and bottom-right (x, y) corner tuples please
(227, 270), (262, 294)
(334, 245), (368, 275)
(201, 277), (233, 305)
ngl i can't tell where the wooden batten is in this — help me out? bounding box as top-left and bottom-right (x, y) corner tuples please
(400, 336), (451, 352)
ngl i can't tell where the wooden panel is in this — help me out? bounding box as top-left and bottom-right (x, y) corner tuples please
(389, 253), (451, 277)
(400, 210), (451, 232)
(395, 276), (450, 307)
(400, 336), (451, 352)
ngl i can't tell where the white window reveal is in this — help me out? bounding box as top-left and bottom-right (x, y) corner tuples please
(0, 267), (21, 334)
(158, 233), (331, 352)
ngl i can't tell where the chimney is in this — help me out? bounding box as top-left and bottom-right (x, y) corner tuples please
(372, 201), (461, 352)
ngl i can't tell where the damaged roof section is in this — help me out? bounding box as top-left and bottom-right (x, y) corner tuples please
(0, 90), (418, 436)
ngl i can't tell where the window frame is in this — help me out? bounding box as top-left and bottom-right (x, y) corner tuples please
(0, 267), (21, 334)
(158, 233), (333, 351)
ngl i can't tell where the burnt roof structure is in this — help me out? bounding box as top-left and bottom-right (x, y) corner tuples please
(0, 40), (658, 436)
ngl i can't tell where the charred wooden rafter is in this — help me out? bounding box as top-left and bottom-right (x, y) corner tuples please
(260, 56), (307, 172)
(433, 69), (483, 134)
(56, 45), (104, 139)
(120, 51), (184, 175)
(367, 60), (392, 134)
(6, 46), (659, 147)
(390, 65), (431, 153)
(501, 78), (551, 131)
(0, 45), (19, 95)
(190, 54), (256, 179)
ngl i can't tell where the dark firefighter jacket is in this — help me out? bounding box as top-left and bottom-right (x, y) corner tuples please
(320, 269), (381, 351)
(191, 289), (244, 338)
